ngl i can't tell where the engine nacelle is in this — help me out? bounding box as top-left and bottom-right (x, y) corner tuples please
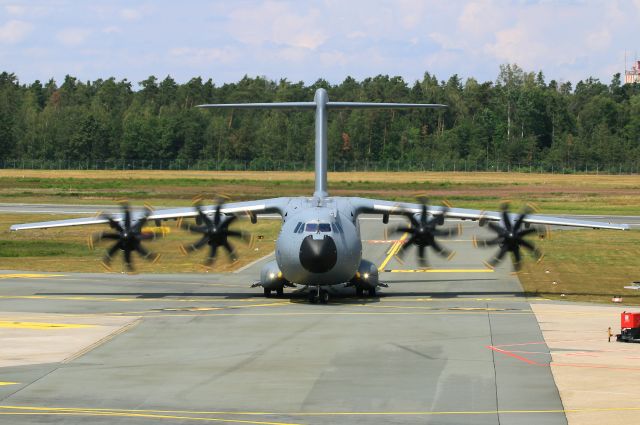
(351, 259), (379, 289)
(259, 260), (287, 290)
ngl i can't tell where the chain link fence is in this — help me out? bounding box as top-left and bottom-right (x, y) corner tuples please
(0, 159), (638, 174)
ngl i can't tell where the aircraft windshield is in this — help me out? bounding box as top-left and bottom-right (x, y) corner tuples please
(305, 223), (331, 232)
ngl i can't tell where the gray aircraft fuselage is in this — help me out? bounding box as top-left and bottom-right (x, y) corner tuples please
(275, 197), (362, 286)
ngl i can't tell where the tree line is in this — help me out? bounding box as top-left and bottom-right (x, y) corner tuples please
(1, 64), (639, 171)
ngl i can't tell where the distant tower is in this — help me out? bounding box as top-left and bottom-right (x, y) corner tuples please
(626, 58), (640, 84)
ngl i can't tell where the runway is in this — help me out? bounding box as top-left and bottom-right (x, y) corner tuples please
(0, 216), (576, 424)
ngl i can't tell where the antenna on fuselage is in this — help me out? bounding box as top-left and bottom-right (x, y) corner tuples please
(197, 89), (446, 199)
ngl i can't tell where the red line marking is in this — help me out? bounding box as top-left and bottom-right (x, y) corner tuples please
(486, 345), (542, 365)
(488, 345), (640, 371)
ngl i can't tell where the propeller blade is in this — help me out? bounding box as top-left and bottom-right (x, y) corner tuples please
(181, 222), (208, 234)
(417, 244), (428, 268)
(103, 241), (120, 263)
(513, 246), (522, 265)
(135, 245), (160, 263)
(101, 214), (123, 233)
(489, 245), (510, 267)
(213, 204), (221, 226)
(501, 210), (512, 232)
(420, 203), (428, 226)
(518, 228), (537, 238)
(123, 248), (133, 271)
(180, 235), (209, 255)
(205, 243), (219, 266)
(222, 240), (238, 262)
(396, 235), (415, 259)
(122, 203), (132, 231)
(488, 221), (506, 236)
(431, 240), (452, 258)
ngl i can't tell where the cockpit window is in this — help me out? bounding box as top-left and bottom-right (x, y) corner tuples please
(294, 222), (303, 233)
(305, 223), (331, 232)
(318, 223), (331, 232)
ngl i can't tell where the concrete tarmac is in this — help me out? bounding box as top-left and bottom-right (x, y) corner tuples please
(0, 217), (574, 424)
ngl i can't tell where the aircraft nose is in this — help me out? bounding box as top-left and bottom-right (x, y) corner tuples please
(299, 234), (337, 273)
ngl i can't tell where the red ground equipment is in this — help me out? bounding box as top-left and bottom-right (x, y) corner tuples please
(617, 311), (640, 343)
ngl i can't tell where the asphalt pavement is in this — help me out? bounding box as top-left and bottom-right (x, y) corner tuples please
(0, 214), (573, 425)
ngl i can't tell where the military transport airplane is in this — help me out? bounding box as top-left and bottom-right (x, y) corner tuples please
(10, 88), (629, 303)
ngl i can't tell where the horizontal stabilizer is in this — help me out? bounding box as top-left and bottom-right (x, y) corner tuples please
(196, 102), (446, 110)
(197, 102), (315, 109)
(327, 102), (446, 109)
(197, 89), (446, 198)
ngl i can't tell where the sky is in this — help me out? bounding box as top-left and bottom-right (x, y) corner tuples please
(1, 0), (640, 88)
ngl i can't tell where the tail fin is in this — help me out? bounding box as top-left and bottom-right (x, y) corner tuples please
(197, 89), (446, 198)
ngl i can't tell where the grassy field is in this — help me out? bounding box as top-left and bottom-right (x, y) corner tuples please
(0, 170), (639, 305)
(518, 229), (640, 305)
(0, 169), (639, 214)
(0, 213), (279, 273)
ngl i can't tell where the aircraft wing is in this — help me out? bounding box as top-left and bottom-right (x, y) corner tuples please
(9, 198), (288, 231)
(351, 197), (629, 230)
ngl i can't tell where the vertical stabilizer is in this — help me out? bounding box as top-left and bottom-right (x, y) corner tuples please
(197, 90), (446, 199)
(313, 89), (329, 198)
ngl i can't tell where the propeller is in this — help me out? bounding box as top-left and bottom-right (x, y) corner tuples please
(88, 202), (161, 272)
(178, 199), (254, 267)
(390, 197), (460, 268)
(473, 202), (545, 271)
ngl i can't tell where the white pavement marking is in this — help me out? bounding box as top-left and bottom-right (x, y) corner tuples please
(233, 252), (275, 274)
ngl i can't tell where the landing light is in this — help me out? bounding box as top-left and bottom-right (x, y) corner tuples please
(269, 272), (276, 279)
(363, 273), (370, 280)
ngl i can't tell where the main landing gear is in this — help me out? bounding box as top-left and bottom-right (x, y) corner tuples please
(355, 287), (376, 297)
(308, 286), (330, 304)
(263, 287), (285, 297)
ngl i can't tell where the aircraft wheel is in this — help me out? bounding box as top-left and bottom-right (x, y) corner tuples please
(276, 287), (284, 297)
(319, 290), (330, 304)
(356, 287), (364, 297)
(367, 287), (376, 297)
(264, 288), (272, 298)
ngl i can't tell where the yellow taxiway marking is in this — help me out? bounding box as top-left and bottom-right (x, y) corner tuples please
(0, 273), (64, 279)
(0, 412), (298, 425)
(377, 233), (408, 272)
(6, 404), (640, 417)
(0, 295), (294, 304)
(106, 310), (535, 318)
(386, 268), (494, 273)
(0, 406), (299, 425)
(0, 382), (18, 386)
(357, 304), (525, 312)
(0, 321), (95, 330)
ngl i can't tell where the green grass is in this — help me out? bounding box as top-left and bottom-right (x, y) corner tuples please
(0, 213), (280, 273)
(0, 240), (91, 257)
(1, 170), (639, 303)
(519, 229), (640, 305)
(0, 171), (638, 215)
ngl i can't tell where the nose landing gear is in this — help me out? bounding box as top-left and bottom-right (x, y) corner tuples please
(308, 286), (330, 304)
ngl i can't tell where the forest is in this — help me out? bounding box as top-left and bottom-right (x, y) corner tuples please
(1, 64), (639, 172)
